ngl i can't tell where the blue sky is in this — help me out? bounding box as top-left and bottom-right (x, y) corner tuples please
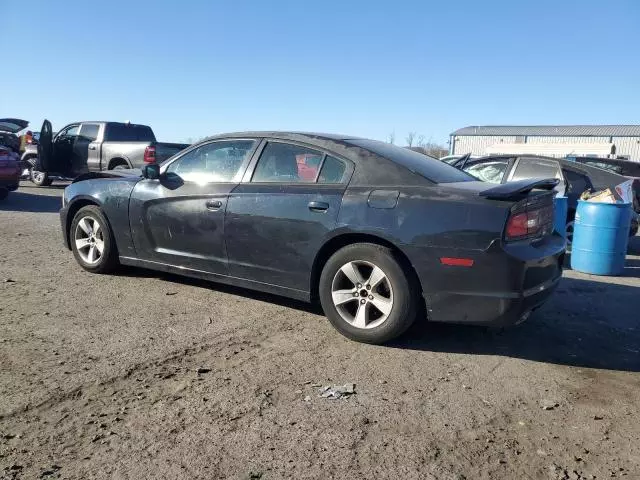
(2, 0), (639, 145)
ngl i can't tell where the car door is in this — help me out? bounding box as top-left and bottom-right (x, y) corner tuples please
(562, 167), (593, 209)
(77, 123), (102, 172)
(129, 139), (259, 274)
(52, 124), (80, 175)
(225, 140), (353, 292)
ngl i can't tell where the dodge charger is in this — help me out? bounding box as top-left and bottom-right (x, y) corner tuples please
(60, 132), (565, 344)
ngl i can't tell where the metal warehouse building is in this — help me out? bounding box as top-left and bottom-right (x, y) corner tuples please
(450, 125), (640, 162)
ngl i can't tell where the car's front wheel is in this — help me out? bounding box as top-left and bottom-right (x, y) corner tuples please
(70, 205), (118, 273)
(319, 243), (418, 344)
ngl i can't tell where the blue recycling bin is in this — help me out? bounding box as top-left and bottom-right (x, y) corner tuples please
(553, 196), (568, 238)
(570, 200), (632, 276)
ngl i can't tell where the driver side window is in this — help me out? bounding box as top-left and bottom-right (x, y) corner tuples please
(166, 140), (256, 183)
(58, 125), (79, 139)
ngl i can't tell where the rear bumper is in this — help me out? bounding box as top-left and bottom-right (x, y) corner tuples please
(419, 234), (566, 327)
(424, 273), (561, 327)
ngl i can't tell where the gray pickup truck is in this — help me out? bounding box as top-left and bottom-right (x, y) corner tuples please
(22, 120), (188, 186)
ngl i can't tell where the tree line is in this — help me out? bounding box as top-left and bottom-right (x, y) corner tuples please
(387, 131), (448, 158)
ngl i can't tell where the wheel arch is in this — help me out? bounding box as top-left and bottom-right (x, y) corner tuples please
(64, 197), (106, 250)
(310, 232), (423, 305)
(107, 157), (132, 170)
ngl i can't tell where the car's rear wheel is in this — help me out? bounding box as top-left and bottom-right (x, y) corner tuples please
(319, 243), (418, 344)
(70, 205), (118, 273)
(30, 168), (52, 187)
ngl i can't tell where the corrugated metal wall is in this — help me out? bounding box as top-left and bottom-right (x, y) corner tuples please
(453, 135), (640, 161)
(453, 136), (518, 155)
(525, 136), (610, 144)
(612, 137), (640, 161)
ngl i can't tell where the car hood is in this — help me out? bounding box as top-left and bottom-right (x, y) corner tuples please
(0, 118), (29, 133)
(72, 169), (142, 183)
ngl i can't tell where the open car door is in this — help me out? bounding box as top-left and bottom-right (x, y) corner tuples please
(37, 119), (53, 172)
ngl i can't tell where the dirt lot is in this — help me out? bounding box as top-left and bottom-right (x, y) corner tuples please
(1, 183), (639, 480)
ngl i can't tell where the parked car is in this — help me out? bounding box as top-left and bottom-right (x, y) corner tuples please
(22, 120), (189, 186)
(0, 118), (28, 154)
(60, 132), (565, 344)
(567, 156), (640, 178)
(0, 119), (27, 200)
(0, 146), (21, 200)
(451, 154), (640, 242)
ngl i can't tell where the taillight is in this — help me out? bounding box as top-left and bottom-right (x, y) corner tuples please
(144, 145), (156, 163)
(505, 195), (553, 242)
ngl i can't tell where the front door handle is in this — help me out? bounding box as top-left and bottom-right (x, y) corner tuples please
(88, 145), (97, 150)
(308, 201), (329, 212)
(205, 200), (223, 211)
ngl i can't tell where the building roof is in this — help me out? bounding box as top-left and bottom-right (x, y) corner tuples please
(451, 125), (640, 137)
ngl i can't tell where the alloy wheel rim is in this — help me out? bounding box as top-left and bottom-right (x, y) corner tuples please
(74, 216), (104, 265)
(331, 260), (394, 329)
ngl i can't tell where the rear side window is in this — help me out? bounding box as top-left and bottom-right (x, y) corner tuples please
(252, 142), (323, 183)
(346, 139), (473, 183)
(104, 124), (155, 142)
(318, 156), (347, 184)
(511, 158), (562, 182)
(79, 124), (100, 141)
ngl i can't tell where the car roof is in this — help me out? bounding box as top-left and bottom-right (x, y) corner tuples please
(199, 131), (362, 143)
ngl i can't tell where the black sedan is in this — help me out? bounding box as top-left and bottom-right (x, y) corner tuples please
(60, 132), (565, 344)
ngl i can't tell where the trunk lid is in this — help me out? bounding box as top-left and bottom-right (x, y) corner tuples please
(0, 118), (29, 133)
(445, 178), (558, 242)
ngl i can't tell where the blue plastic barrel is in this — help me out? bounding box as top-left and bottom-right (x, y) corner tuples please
(570, 200), (632, 275)
(553, 196), (568, 238)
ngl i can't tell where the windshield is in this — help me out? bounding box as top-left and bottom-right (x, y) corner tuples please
(347, 139), (474, 184)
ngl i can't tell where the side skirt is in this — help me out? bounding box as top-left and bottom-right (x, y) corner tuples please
(119, 256), (311, 302)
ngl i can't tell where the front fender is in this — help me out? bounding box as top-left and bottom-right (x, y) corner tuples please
(63, 178), (139, 257)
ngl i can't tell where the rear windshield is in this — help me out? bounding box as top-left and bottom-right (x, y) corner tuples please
(347, 139), (474, 183)
(104, 123), (156, 142)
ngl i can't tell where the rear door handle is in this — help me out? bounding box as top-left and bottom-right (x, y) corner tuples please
(88, 145), (97, 150)
(308, 201), (329, 212)
(205, 200), (223, 211)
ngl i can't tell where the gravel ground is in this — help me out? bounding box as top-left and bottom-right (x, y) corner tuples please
(1, 182), (639, 480)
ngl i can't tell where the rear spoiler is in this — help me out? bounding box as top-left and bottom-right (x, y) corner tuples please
(479, 178), (559, 200)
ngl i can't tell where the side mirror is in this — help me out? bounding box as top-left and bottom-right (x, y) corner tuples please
(141, 163), (160, 180)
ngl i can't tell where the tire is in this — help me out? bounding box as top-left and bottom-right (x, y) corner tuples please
(30, 168), (53, 187)
(318, 243), (418, 344)
(565, 220), (574, 245)
(70, 205), (119, 273)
